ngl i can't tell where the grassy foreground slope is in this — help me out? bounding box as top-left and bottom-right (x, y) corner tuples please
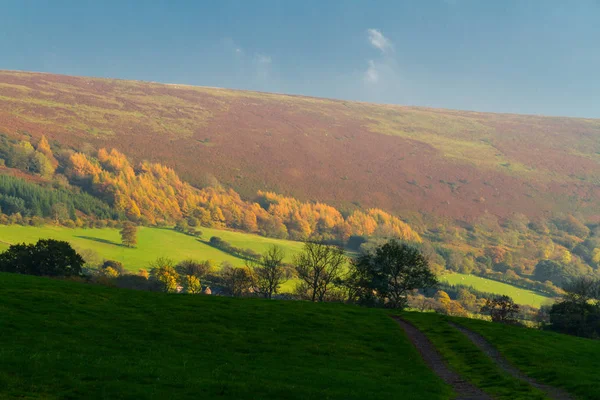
(0, 225), (304, 269)
(402, 312), (546, 400)
(457, 317), (600, 400)
(0, 273), (450, 400)
(1, 71), (599, 220)
(441, 273), (553, 307)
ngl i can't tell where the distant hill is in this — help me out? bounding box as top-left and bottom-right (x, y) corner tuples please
(0, 70), (599, 221)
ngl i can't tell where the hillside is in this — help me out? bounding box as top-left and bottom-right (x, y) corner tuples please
(0, 273), (449, 400)
(1, 70), (599, 221)
(1, 273), (598, 399)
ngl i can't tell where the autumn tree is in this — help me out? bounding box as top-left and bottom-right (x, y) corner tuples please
(149, 257), (178, 293)
(435, 290), (468, 317)
(36, 135), (55, 161)
(182, 275), (202, 294)
(120, 222), (138, 248)
(294, 241), (346, 302)
(249, 245), (288, 299)
(101, 260), (126, 276)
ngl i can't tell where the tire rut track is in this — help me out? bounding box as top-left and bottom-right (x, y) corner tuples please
(392, 316), (491, 400)
(448, 322), (574, 400)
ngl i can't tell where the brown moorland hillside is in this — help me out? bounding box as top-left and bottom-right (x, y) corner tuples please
(0, 70), (599, 221)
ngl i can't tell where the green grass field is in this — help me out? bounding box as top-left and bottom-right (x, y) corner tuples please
(456, 316), (600, 400)
(402, 312), (546, 400)
(0, 273), (451, 400)
(0, 224), (560, 301)
(0, 224), (304, 270)
(441, 273), (554, 308)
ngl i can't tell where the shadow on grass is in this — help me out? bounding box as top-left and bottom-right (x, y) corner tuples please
(75, 236), (125, 247)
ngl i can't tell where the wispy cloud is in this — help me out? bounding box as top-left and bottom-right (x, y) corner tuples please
(363, 29), (396, 85)
(367, 28), (393, 55)
(364, 60), (379, 84)
(359, 28), (407, 103)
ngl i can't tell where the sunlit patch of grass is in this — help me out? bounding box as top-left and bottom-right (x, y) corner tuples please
(441, 273), (554, 307)
(0, 224), (304, 271)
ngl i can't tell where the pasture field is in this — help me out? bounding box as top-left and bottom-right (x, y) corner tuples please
(0, 273), (450, 400)
(0, 224), (560, 299)
(0, 224), (304, 270)
(441, 273), (554, 308)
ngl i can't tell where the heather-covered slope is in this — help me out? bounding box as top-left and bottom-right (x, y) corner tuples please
(1, 70), (599, 220)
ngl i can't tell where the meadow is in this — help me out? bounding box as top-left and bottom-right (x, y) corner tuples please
(0, 273), (450, 400)
(0, 224), (304, 270)
(0, 224), (557, 302)
(441, 273), (554, 308)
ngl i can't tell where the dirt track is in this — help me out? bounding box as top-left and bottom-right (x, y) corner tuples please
(448, 322), (574, 400)
(393, 317), (491, 400)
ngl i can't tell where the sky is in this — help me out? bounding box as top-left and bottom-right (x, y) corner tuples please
(1, 0), (599, 118)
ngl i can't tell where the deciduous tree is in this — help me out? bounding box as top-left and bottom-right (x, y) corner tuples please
(0, 239), (84, 277)
(120, 222), (138, 248)
(480, 295), (520, 323)
(249, 245), (288, 299)
(348, 240), (437, 309)
(294, 241), (347, 302)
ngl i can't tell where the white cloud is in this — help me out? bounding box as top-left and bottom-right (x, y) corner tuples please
(364, 60), (379, 84)
(367, 28), (393, 55)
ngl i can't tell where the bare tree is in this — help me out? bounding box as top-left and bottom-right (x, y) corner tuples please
(248, 245), (288, 299)
(220, 264), (255, 297)
(294, 241), (347, 302)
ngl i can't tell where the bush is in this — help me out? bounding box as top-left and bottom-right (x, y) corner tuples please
(101, 260), (126, 276)
(480, 295), (520, 324)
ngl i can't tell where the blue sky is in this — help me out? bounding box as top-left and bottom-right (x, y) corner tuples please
(1, 0), (599, 117)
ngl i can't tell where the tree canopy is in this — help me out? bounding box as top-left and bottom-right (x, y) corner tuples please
(348, 240), (437, 309)
(0, 239), (84, 277)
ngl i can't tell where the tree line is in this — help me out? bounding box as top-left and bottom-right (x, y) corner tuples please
(2, 237), (598, 338)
